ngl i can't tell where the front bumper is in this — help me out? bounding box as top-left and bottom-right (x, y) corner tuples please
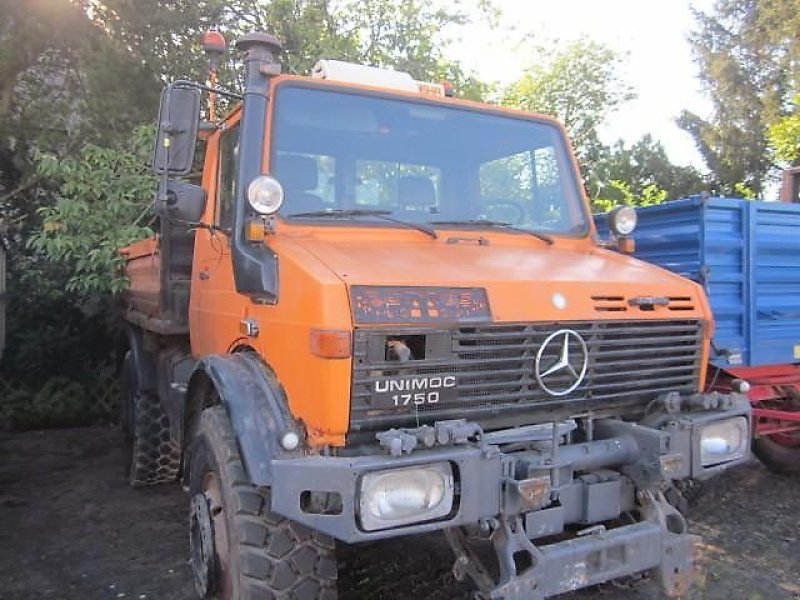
(268, 393), (749, 598)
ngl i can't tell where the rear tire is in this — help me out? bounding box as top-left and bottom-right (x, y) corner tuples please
(187, 406), (337, 599)
(120, 350), (181, 486)
(753, 435), (800, 476)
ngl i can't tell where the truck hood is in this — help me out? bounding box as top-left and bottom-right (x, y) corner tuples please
(292, 233), (710, 323)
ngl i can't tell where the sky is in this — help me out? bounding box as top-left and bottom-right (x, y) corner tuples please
(449, 0), (716, 169)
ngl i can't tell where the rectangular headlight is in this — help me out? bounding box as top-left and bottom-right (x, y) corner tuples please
(700, 417), (749, 467)
(358, 462), (454, 531)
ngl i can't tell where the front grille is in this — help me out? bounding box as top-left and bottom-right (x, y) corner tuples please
(350, 319), (703, 432)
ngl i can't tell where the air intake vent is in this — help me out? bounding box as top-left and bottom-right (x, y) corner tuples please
(667, 296), (695, 311)
(592, 296), (627, 312)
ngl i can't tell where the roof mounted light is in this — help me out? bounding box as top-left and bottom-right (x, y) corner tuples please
(313, 60), (417, 91)
(312, 60), (446, 96)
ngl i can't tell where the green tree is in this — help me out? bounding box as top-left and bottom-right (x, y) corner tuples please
(680, 0), (800, 193)
(767, 95), (800, 163)
(592, 134), (707, 201)
(502, 39), (635, 180)
(0, 0), (495, 427)
(29, 127), (155, 294)
(592, 180), (669, 214)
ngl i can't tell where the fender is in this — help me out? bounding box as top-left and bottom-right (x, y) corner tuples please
(121, 323), (157, 393)
(189, 353), (302, 485)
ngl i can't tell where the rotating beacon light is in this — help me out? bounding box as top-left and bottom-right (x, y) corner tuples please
(201, 30), (227, 119)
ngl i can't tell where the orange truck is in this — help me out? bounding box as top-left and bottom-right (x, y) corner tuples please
(119, 31), (752, 600)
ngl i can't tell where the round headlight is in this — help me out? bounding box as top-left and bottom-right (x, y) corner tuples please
(608, 205), (637, 237)
(247, 175), (284, 215)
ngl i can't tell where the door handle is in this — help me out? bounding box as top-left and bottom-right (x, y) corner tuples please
(198, 269), (210, 281)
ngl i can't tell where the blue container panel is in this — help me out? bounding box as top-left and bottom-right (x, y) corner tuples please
(629, 202), (703, 281)
(751, 202), (800, 365)
(702, 200), (748, 366)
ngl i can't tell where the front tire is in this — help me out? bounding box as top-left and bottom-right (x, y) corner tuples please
(187, 406), (337, 599)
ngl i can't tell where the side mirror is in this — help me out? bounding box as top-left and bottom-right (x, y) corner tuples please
(158, 181), (207, 223)
(152, 84), (201, 176)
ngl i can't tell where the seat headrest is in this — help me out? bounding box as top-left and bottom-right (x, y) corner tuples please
(398, 176), (435, 208)
(274, 154), (318, 191)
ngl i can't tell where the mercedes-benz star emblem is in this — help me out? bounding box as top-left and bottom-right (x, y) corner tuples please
(535, 329), (589, 396)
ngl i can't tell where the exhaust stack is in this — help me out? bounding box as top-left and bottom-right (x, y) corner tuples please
(235, 32), (283, 93)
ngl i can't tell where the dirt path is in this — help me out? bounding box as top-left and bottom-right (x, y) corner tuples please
(0, 427), (797, 599)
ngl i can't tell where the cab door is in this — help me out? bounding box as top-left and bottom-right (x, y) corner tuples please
(189, 120), (242, 356)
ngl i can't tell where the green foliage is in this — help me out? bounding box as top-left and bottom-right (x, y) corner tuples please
(592, 180), (668, 214)
(733, 182), (758, 200)
(1, 125), (153, 430)
(767, 95), (800, 162)
(0, 364), (119, 430)
(241, 0), (492, 98)
(590, 134), (707, 201)
(28, 127), (155, 294)
(682, 0), (800, 193)
(1, 245), (122, 430)
(502, 39), (635, 177)
(0, 0), (494, 429)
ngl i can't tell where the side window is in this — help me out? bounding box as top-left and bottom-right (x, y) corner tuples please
(217, 124), (240, 231)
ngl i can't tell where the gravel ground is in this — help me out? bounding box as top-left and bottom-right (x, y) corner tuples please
(0, 426), (798, 600)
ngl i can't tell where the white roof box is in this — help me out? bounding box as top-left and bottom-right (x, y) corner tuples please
(312, 60), (418, 93)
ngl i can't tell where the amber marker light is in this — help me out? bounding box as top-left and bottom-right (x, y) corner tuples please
(617, 237), (636, 254)
(245, 218), (266, 242)
(201, 30), (227, 54)
(310, 329), (352, 359)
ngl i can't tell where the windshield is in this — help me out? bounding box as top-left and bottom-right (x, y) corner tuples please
(270, 85), (588, 236)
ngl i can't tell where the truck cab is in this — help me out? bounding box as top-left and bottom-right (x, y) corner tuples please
(120, 32), (752, 600)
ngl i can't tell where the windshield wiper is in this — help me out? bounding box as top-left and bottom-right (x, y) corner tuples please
(287, 209), (438, 239)
(430, 220), (554, 245)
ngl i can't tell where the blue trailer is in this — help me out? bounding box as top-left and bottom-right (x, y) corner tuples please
(598, 196), (800, 474)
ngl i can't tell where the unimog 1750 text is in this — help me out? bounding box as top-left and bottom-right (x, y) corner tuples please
(119, 31), (752, 600)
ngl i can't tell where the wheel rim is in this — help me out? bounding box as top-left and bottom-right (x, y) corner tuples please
(203, 471), (232, 600)
(190, 492), (217, 597)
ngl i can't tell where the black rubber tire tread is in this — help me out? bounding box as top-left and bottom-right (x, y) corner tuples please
(121, 350), (181, 486)
(189, 406), (337, 600)
(752, 436), (800, 476)
(129, 390), (182, 486)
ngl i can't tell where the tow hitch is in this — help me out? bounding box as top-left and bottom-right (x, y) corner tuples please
(445, 490), (698, 600)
